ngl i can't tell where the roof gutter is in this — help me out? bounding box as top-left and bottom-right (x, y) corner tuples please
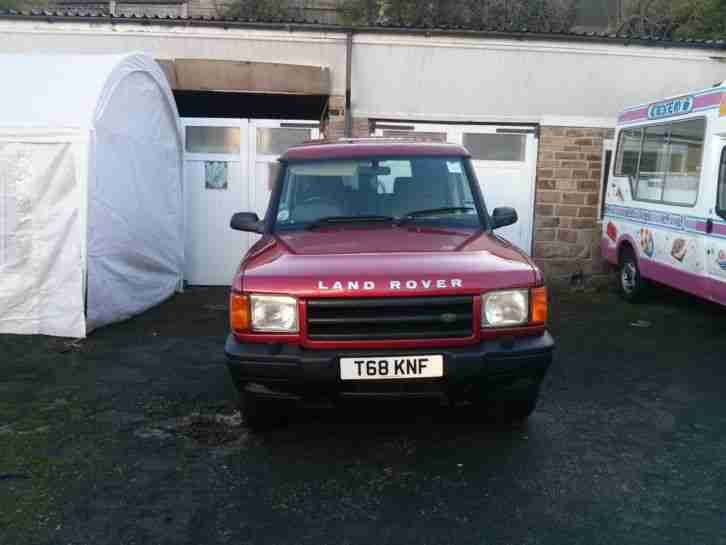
(1, 12), (725, 51)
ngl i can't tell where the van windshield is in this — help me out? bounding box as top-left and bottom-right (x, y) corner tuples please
(273, 156), (482, 230)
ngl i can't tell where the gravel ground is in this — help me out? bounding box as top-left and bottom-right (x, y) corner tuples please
(1, 284), (726, 545)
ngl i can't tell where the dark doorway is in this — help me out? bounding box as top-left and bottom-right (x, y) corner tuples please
(174, 90), (328, 120)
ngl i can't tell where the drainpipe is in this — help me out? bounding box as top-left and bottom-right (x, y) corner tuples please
(344, 30), (353, 138)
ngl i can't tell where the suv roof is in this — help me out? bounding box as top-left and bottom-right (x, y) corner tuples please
(282, 137), (470, 161)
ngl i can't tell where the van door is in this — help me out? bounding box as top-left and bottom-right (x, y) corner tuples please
(707, 145), (726, 304)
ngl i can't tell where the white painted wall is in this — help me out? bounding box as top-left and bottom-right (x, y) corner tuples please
(0, 20), (348, 94)
(0, 19), (725, 126)
(352, 33), (726, 127)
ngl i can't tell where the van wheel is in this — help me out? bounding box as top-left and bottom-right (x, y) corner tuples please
(239, 392), (288, 432)
(619, 248), (648, 302)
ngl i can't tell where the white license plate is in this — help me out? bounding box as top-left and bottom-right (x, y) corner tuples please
(340, 355), (444, 380)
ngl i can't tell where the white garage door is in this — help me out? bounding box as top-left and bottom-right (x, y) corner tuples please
(182, 118), (319, 285)
(374, 122), (538, 254)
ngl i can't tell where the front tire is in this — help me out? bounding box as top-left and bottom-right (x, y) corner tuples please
(619, 248), (648, 302)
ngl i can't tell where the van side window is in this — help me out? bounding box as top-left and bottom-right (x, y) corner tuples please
(615, 118), (706, 207)
(662, 118), (705, 206)
(717, 147), (726, 219)
(614, 128), (642, 192)
(635, 124), (670, 202)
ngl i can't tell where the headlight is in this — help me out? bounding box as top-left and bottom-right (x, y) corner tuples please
(481, 289), (529, 327)
(250, 294), (299, 332)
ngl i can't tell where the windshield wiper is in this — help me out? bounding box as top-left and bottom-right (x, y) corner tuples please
(305, 215), (396, 230)
(398, 206), (474, 222)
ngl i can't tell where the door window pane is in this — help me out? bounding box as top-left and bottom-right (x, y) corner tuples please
(463, 133), (525, 161)
(614, 127), (642, 178)
(185, 126), (240, 154)
(382, 130), (447, 142)
(662, 118), (704, 205)
(257, 128), (311, 155)
(717, 147), (726, 218)
(635, 124), (669, 201)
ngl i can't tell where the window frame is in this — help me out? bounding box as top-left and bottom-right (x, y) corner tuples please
(613, 126), (643, 180)
(255, 126), (314, 157)
(635, 122), (671, 204)
(716, 145), (726, 220)
(462, 132), (527, 162)
(184, 125), (242, 156)
(613, 116), (707, 208)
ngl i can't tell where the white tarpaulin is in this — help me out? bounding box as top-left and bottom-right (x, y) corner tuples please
(0, 53), (183, 338)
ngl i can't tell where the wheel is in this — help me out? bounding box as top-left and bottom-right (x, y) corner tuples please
(239, 391), (288, 432)
(619, 247), (649, 302)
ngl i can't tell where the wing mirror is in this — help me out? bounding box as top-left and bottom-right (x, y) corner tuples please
(230, 212), (263, 233)
(491, 207), (518, 229)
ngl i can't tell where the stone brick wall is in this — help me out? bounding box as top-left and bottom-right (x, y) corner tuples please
(533, 126), (614, 282)
(324, 117), (371, 139)
(323, 95), (371, 139)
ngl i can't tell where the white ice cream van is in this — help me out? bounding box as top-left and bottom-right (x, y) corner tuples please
(602, 83), (726, 303)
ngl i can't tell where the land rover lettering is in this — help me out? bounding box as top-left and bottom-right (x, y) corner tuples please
(317, 278), (464, 291)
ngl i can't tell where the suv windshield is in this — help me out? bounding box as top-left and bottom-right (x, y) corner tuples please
(274, 156), (481, 230)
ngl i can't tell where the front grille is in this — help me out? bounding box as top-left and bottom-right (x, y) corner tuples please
(306, 295), (474, 341)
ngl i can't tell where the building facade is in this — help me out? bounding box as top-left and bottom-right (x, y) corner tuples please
(1, 12), (724, 284)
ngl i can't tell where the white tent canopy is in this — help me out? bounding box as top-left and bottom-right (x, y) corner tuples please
(0, 53), (184, 338)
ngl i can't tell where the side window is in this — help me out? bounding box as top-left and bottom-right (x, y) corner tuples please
(662, 118), (704, 206)
(614, 127), (642, 195)
(615, 128), (642, 178)
(635, 124), (670, 202)
(619, 118), (706, 207)
(717, 147), (726, 219)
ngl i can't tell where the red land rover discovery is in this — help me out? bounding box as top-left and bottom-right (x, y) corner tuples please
(225, 139), (554, 429)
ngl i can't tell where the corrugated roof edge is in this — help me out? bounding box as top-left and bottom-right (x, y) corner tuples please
(0, 9), (725, 50)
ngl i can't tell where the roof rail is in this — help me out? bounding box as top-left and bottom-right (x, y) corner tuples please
(295, 136), (456, 146)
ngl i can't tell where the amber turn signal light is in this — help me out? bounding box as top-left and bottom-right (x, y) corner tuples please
(230, 292), (250, 332)
(531, 287), (548, 324)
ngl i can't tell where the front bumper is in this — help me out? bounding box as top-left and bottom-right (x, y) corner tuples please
(225, 332), (554, 405)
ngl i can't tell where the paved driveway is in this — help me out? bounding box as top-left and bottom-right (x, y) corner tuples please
(2, 285), (726, 545)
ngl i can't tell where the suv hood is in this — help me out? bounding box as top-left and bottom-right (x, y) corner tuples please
(240, 225), (539, 297)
